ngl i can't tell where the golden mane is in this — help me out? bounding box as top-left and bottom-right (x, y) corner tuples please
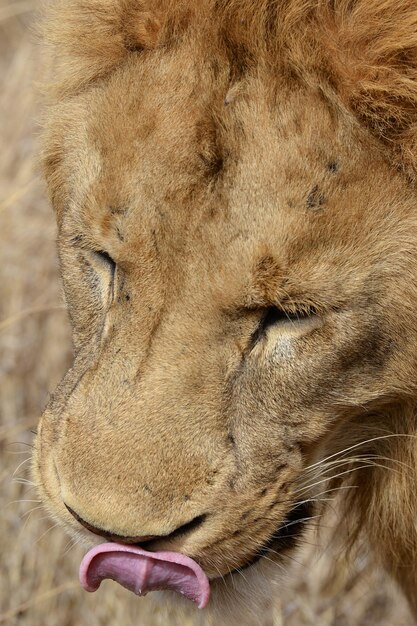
(43, 0), (417, 176)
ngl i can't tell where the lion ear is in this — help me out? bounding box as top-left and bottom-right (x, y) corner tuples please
(318, 0), (417, 177)
(44, 0), (161, 96)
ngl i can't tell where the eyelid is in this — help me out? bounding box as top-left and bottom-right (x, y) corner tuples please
(249, 305), (319, 349)
(82, 249), (117, 305)
(266, 306), (317, 323)
(94, 250), (117, 278)
(69, 235), (116, 269)
(261, 304), (318, 328)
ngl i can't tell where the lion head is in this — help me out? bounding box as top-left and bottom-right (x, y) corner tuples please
(34, 0), (417, 620)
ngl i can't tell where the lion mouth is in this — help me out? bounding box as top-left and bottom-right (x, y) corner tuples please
(78, 501), (311, 608)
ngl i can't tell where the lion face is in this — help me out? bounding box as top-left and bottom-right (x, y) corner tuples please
(34, 0), (417, 610)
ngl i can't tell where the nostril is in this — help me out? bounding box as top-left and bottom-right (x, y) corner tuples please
(65, 504), (207, 545)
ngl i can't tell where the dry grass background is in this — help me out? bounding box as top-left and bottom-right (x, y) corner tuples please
(0, 1), (416, 625)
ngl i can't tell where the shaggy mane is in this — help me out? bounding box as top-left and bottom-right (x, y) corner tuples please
(43, 0), (417, 173)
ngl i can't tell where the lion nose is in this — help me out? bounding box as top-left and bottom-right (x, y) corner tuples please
(65, 503), (207, 545)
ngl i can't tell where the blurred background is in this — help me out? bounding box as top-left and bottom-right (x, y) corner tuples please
(0, 1), (415, 624)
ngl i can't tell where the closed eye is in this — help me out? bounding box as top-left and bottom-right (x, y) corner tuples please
(262, 306), (314, 326)
(94, 250), (116, 279)
(84, 249), (117, 303)
(250, 305), (318, 347)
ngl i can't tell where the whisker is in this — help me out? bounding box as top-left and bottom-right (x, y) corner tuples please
(61, 536), (83, 558)
(12, 478), (36, 486)
(296, 457), (404, 495)
(12, 456), (32, 477)
(257, 553), (286, 573)
(7, 441), (35, 450)
(207, 556), (229, 591)
(7, 499), (41, 507)
(33, 522), (62, 546)
(20, 506), (47, 533)
(303, 434), (417, 473)
(21, 505), (44, 519)
(273, 514), (322, 534)
(6, 450), (33, 456)
(294, 464), (386, 496)
(303, 453), (413, 479)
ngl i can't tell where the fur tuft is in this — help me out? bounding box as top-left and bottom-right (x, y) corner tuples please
(315, 1), (417, 177)
(43, 0), (161, 95)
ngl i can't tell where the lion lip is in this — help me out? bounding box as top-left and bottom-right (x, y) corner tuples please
(79, 543), (210, 609)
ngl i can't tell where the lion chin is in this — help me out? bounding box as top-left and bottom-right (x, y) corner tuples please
(150, 557), (287, 626)
(34, 0), (417, 622)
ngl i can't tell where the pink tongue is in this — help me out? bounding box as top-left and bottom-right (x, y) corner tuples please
(80, 543), (210, 609)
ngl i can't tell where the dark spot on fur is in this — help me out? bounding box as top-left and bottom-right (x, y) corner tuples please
(211, 156), (225, 178)
(125, 293), (131, 302)
(163, 9), (194, 46)
(116, 227), (125, 242)
(337, 322), (394, 372)
(260, 488), (268, 497)
(151, 229), (160, 254)
(211, 58), (221, 79)
(275, 462), (288, 474)
(124, 41), (142, 53)
(202, 153), (225, 180)
(295, 442), (309, 459)
(196, 115), (225, 182)
(306, 185), (326, 210)
(327, 160), (339, 173)
(109, 206), (127, 215)
(183, 495), (190, 502)
(118, 273), (126, 291)
(283, 441), (297, 453)
(207, 470), (219, 486)
(221, 33), (254, 83)
(268, 499), (280, 510)
(70, 234), (83, 246)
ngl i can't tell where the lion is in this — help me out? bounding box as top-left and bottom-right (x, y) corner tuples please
(33, 0), (417, 623)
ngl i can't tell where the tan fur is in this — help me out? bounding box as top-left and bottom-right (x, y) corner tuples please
(34, 0), (417, 620)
